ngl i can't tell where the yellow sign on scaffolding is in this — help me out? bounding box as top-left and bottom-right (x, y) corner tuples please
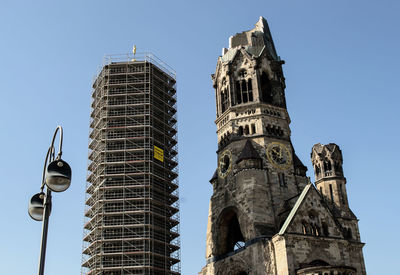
(154, 145), (164, 162)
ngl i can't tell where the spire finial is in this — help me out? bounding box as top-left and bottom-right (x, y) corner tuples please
(131, 45), (137, 61)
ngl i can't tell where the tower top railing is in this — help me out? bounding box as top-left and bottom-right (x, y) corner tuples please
(95, 52), (176, 80)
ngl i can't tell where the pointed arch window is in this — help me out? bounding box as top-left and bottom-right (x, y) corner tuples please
(324, 160), (332, 171)
(221, 89), (229, 113)
(242, 80), (248, 103)
(235, 70), (253, 105)
(235, 81), (242, 104)
(260, 72), (273, 104)
(248, 79), (253, 102)
(324, 160), (332, 176)
(315, 164), (321, 176)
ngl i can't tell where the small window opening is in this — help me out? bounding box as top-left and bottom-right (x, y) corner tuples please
(315, 164), (321, 175)
(244, 125), (249, 135)
(221, 89), (229, 113)
(238, 126), (243, 136)
(260, 72), (273, 104)
(346, 227), (353, 239)
(251, 124), (256, 134)
(235, 81), (242, 104)
(248, 79), (253, 102)
(242, 80), (248, 103)
(324, 160), (332, 172)
(322, 223), (329, 236)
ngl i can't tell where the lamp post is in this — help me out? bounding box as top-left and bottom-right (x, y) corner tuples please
(28, 126), (72, 275)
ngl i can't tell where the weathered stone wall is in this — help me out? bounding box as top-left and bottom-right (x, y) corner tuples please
(200, 241), (277, 275)
(278, 234), (366, 275)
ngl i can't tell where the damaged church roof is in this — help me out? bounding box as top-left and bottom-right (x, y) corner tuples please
(220, 16), (279, 64)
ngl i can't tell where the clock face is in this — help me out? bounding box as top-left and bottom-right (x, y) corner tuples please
(218, 150), (232, 178)
(266, 142), (292, 170)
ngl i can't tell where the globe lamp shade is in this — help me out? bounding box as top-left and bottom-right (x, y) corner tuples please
(28, 192), (45, 221)
(45, 159), (72, 192)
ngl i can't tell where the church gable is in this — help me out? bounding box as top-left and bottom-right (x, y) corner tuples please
(230, 49), (255, 72)
(279, 184), (343, 238)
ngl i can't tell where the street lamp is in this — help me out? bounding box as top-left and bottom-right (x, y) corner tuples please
(28, 126), (72, 275)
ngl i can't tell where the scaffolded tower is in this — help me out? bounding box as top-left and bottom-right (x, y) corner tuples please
(82, 53), (180, 275)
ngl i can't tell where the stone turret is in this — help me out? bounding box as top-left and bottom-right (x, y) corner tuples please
(311, 143), (349, 209)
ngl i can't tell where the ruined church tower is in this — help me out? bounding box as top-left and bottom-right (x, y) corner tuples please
(199, 17), (366, 275)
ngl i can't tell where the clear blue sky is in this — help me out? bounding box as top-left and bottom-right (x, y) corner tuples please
(0, 1), (399, 274)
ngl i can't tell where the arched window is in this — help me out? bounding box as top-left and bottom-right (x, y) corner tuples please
(242, 80), (248, 103)
(217, 208), (245, 256)
(238, 126), (244, 136)
(244, 125), (250, 135)
(235, 81), (242, 104)
(221, 89), (229, 113)
(315, 164), (321, 175)
(324, 160), (332, 176)
(234, 70), (253, 105)
(248, 79), (253, 102)
(260, 72), (273, 104)
(251, 124), (256, 134)
(323, 160), (332, 171)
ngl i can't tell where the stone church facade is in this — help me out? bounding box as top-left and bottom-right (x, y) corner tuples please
(199, 17), (366, 275)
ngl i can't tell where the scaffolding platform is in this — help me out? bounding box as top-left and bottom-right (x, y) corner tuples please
(82, 53), (180, 275)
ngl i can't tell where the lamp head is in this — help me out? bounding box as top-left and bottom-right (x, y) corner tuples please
(28, 192), (46, 221)
(45, 159), (72, 192)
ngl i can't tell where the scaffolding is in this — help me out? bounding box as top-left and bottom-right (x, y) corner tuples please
(82, 53), (180, 275)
